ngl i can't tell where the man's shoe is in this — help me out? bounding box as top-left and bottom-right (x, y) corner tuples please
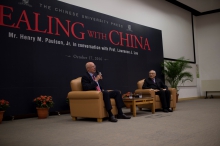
(167, 108), (173, 112)
(163, 109), (169, 113)
(117, 114), (131, 119)
(109, 116), (118, 122)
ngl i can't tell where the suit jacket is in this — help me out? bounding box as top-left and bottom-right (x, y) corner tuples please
(142, 77), (168, 90)
(81, 72), (102, 91)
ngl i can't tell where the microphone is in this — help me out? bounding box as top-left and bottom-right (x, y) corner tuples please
(96, 70), (102, 76)
(96, 70), (102, 80)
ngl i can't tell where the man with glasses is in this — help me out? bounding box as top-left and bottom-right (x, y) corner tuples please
(142, 70), (172, 113)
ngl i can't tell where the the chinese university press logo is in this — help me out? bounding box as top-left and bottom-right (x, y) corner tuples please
(18, 0), (32, 7)
(127, 25), (133, 32)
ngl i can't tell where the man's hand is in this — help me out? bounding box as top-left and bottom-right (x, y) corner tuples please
(99, 74), (103, 80)
(95, 74), (102, 81)
(150, 88), (159, 92)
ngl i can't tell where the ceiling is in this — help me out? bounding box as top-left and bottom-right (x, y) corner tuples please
(166, 0), (220, 16)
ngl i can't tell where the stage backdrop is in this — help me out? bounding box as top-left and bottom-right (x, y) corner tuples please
(0, 0), (164, 117)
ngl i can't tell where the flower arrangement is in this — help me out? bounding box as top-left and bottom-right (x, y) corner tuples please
(33, 95), (54, 108)
(0, 99), (10, 111)
(122, 92), (140, 98)
(122, 92), (131, 98)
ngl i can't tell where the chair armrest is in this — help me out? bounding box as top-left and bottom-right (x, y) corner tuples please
(168, 88), (176, 92)
(135, 89), (155, 97)
(106, 90), (121, 94)
(68, 91), (103, 99)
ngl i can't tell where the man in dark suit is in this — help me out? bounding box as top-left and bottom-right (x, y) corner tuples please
(142, 70), (172, 113)
(81, 62), (131, 122)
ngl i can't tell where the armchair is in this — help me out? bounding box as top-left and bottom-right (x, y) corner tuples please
(134, 79), (176, 111)
(67, 77), (118, 122)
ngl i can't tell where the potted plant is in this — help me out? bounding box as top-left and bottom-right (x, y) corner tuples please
(161, 57), (193, 102)
(33, 95), (54, 119)
(0, 99), (10, 123)
(122, 92), (132, 108)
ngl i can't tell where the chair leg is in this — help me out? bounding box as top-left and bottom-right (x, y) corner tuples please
(172, 107), (176, 111)
(97, 118), (102, 122)
(72, 117), (77, 121)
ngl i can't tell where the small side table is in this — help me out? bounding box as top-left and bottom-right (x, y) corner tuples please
(123, 97), (155, 117)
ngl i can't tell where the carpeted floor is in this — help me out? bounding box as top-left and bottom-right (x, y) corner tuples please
(0, 98), (220, 146)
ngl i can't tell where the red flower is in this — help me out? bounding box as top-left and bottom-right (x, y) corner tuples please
(0, 99), (10, 111)
(33, 95), (54, 108)
(41, 96), (46, 100)
(0, 100), (4, 104)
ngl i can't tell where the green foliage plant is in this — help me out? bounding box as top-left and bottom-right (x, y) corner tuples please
(161, 57), (193, 92)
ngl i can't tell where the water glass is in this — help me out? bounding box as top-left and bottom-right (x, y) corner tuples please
(139, 92), (142, 98)
(129, 92), (133, 99)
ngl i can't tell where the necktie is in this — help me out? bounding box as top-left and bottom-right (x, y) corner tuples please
(153, 79), (155, 83)
(92, 75), (101, 91)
